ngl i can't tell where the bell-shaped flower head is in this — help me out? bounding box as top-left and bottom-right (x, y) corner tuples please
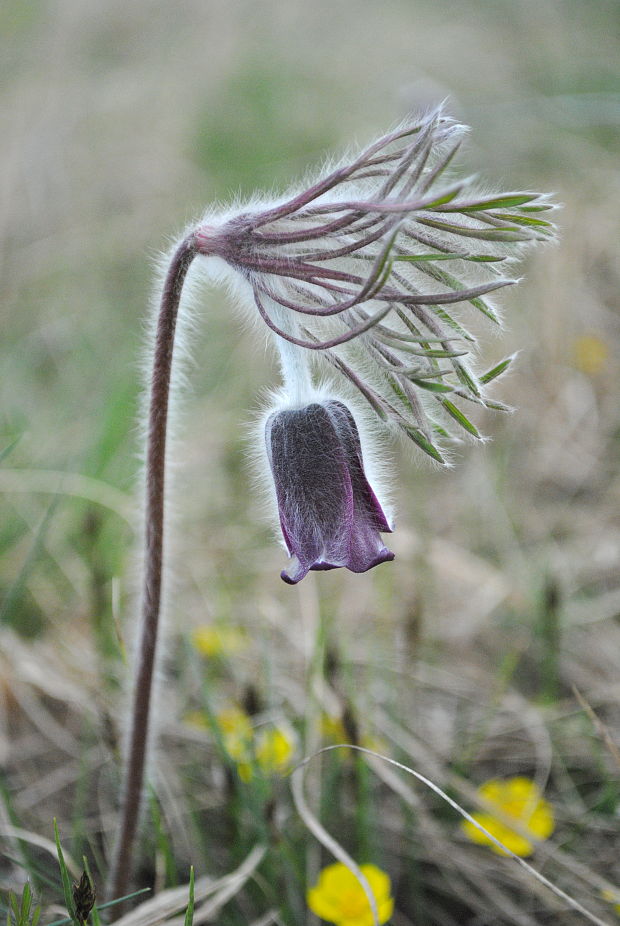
(265, 399), (393, 584)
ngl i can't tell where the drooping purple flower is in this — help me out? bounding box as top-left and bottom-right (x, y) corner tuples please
(265, 399), (394, 584)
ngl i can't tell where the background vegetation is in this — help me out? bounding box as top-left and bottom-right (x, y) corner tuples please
(1, 1), (619, 923)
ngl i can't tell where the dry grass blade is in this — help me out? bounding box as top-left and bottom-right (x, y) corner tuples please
(573, 686), (620, 771)
(0, 825), (81, 878)
(109, 845), (266, 926)
(0, 470), (135, 526)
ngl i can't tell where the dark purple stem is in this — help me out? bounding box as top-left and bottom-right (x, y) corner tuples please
(107, 234), (197, 904)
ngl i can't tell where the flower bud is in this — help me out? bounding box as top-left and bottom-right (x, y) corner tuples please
(265, 400), (394, 584)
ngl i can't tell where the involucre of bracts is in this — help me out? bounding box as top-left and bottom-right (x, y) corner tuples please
(191, 107), (557, 463)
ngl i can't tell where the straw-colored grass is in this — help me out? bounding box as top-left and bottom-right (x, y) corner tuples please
(1, 1), (619, 923)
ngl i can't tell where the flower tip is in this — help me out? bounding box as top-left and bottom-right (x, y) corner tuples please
(280, 547), (395, 584)
(280, 557), (306, 585)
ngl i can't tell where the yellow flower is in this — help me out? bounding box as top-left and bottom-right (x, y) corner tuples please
(191, 625), (247, 657)
(237, 725), (297, 782)
(214, 706), (254, 761)
(307, 862), (394, 926)
(462, 777), (555, 857)
(572, 334), (609, 376)
(601, 889), (620, 916)
(256, 726), (295, 772)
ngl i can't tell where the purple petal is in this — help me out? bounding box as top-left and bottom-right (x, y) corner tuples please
(265, 401), (394, 584)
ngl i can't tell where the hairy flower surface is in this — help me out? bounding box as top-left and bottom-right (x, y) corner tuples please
(461, 776), (555, 856)
(265, 399), (393, 583)
(194, 107), (556, 463)
(307, 862), (394, 926)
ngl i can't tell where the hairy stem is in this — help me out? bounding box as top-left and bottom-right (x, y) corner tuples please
(107, 234), (197, 902)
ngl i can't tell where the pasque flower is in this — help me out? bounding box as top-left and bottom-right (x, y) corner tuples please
(265, 399), (393, 584)
(109, 106), (558, 899)
(189, 108), (556, 579)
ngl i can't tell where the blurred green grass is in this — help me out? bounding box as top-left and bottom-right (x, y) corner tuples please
(1, 1), (619, 923)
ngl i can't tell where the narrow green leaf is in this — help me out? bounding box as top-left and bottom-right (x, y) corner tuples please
(480, 355), (515, 384)
(395, 252), (506, 263)
(386, 374), (414, 412)
(418, 217), (530, 242)
(399, 366), (453, 379)
(396, 252), (460, 262)
(420, 184), (463, 209)
(53, 821), (77, 925)
(441, 400), (481, 437)
(452, 389), (512, 412)
(379, 331), (462, 344)
(489, 212), (553, 228)
(183, 868), (195, 926)
(448, 193), (535, 212)
(520, 203), (555, 213)
(380, 340), (468, 358)
(96, 889), (151, 912)
(415, 262), (501, 324)
(431, 306), (475, 340)
(480, 398), (512, 412)
(455, 362), (481, 397)
(409, 378), (454, 393)
(19, 884), (31, 923)
(401, 424), (446, 463)
(430, 420), (451, 439)
(367, 224), (401, 295)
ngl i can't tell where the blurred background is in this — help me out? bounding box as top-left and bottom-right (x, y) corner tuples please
(1, 0), (619, 923)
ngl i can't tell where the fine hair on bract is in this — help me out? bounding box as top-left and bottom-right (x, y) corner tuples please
(108, 103), (557, 902)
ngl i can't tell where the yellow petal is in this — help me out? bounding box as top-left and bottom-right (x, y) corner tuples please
(359, 864), (392, 902)
(307, 883), (344, 922)
(307, 863), (394, 926)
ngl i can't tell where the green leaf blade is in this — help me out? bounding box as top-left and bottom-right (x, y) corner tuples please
(53, 821), (77, 926)
(480, 354), (515, 384)
(401, 424), (446, 463)
(183, 867), (195, 926)
(441, 399), (481, 438)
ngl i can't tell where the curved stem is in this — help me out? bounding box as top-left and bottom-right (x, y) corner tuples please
(107, 234), (197, 903)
